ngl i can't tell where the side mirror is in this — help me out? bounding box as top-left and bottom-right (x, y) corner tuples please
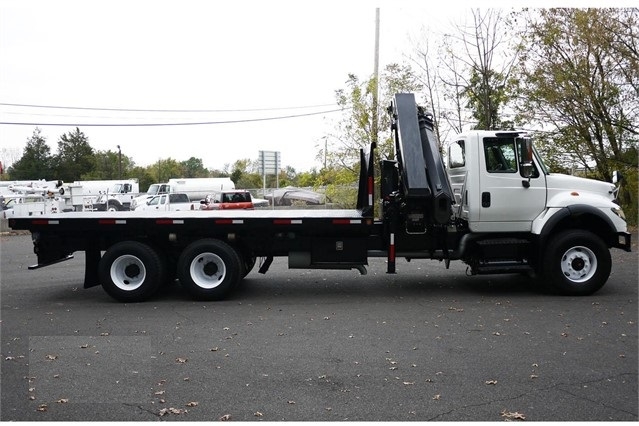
(521, 162), (535, 179)
(519, 138), (535, 180)
(612, 170), (623, 184)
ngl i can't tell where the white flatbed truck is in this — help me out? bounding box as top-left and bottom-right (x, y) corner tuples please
(8, 94), (631, 302)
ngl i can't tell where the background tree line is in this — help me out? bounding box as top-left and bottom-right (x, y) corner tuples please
(3, 8), (636, 223)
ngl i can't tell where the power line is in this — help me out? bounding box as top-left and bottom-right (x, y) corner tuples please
(0, 108), (344, 127)
(0, 102), (338, 113)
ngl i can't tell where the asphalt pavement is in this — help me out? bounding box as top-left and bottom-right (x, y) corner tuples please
(1, 232), (637, 421)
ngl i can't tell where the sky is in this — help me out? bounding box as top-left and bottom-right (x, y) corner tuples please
(0, 0), (625, 175)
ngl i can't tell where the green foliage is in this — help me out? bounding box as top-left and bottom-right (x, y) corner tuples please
(154, 158), (183, 183)
(296, 169), (319, 187)
(181, 157), (209, 178)
(81, 149), (135, 180)
(7, 128), (55, 180)
(515, 7), (638, 224)
(464, 68), (511, 130)
(326, 63), (423, 174)
(52, 127), (95, 182)
(129, 166), (155, 192)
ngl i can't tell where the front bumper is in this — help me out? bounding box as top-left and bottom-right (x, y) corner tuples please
(616, 231), (632, 252)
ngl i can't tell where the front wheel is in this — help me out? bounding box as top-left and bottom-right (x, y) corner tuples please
(542, 230), (611, 296)
(177, 239), (242, 300)
(107, 201), (122, 212)
(99, 241), (165, 302)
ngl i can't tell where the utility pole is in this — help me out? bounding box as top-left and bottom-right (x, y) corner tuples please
(372, 8), (380, 148)
(117, 145), (122, 179)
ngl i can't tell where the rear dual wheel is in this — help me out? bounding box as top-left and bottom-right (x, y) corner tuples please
(177, 239), (242, 301)
(99, 241), (165, 302)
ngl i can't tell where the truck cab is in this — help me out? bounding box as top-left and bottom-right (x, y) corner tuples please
(447, 132), (547, 232)
(446, 130), (627, 241)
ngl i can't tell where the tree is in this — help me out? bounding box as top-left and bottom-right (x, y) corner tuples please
(82, 149), (135, 180)
(323, 63), (423, 174)
(181, 157), (209, 178)
(154, 158), (183, 182)
(515, 8), (638, 223)
(409, 30), (451, 144)
(53, 127), (94, 182)
(440, 8), (520, 130)
(129, 166), (155, 192)
(8, 128), (54, 180)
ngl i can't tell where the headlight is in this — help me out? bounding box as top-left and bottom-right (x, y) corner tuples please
(611, 206), (626, 220)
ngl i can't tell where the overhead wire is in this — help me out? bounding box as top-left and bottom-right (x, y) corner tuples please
(0, 101), (345, 127)
(0, 102), (339, 113)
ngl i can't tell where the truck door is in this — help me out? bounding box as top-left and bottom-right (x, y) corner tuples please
(158, 194), (168, 210)
(477, 136), (546, 232)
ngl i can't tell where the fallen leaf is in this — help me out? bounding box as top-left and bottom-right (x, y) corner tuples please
(56, 398), (69, 404)
(176, 358), (188, 363)
(159, 407), (187, 416)
(45, 355), (58, 360)
(186, 401), (198, 407)
(80, 344), (89, 349)
(220, 414), (231, 421)
(36, 404), (48, 412)
(403, 381), (415, 385)
(5, 356), (15, 361)
(287, 400), (296, 405)
(254, 411), (263, 417)
(501, 409), (526, 421)
(485, 380), (498, 385)
(154, 390), (165, 395)
(433, 394), (441, 400)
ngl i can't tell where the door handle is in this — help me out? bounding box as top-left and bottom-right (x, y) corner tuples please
(481, 192), (491, 207)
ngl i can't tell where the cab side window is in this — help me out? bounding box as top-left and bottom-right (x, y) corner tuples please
(484, 139), (517, 173)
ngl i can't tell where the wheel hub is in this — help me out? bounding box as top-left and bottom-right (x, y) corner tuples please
(111, 254), (146, 290)
(124, 263), (141, 279)
(191, 253), (226, 289)
(561, 246), (597, 283)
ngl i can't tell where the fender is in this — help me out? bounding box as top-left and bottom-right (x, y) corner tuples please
(537, 204), (616, 249)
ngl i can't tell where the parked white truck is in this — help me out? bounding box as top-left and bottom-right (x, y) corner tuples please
(8, 94), (631, 303)
(66, 179), (139, 211)
(133, 193), (199, 211)
(130, 177), (234, 210)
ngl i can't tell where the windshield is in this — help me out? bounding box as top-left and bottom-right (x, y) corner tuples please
(147, 184), (160, 195)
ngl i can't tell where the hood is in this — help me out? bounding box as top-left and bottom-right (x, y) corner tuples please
(546, 173), (616, 205)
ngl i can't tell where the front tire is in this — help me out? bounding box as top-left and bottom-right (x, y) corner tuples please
(107, 201), (122, 212)
(177, 239), (242, 300)
(542, 230), (611, 296)
(99, 241), (165, 302)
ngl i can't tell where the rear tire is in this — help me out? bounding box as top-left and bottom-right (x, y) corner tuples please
(99, 241), (164, 302)
(542, 230), (611, 296)
(177, 239), (242, 300)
